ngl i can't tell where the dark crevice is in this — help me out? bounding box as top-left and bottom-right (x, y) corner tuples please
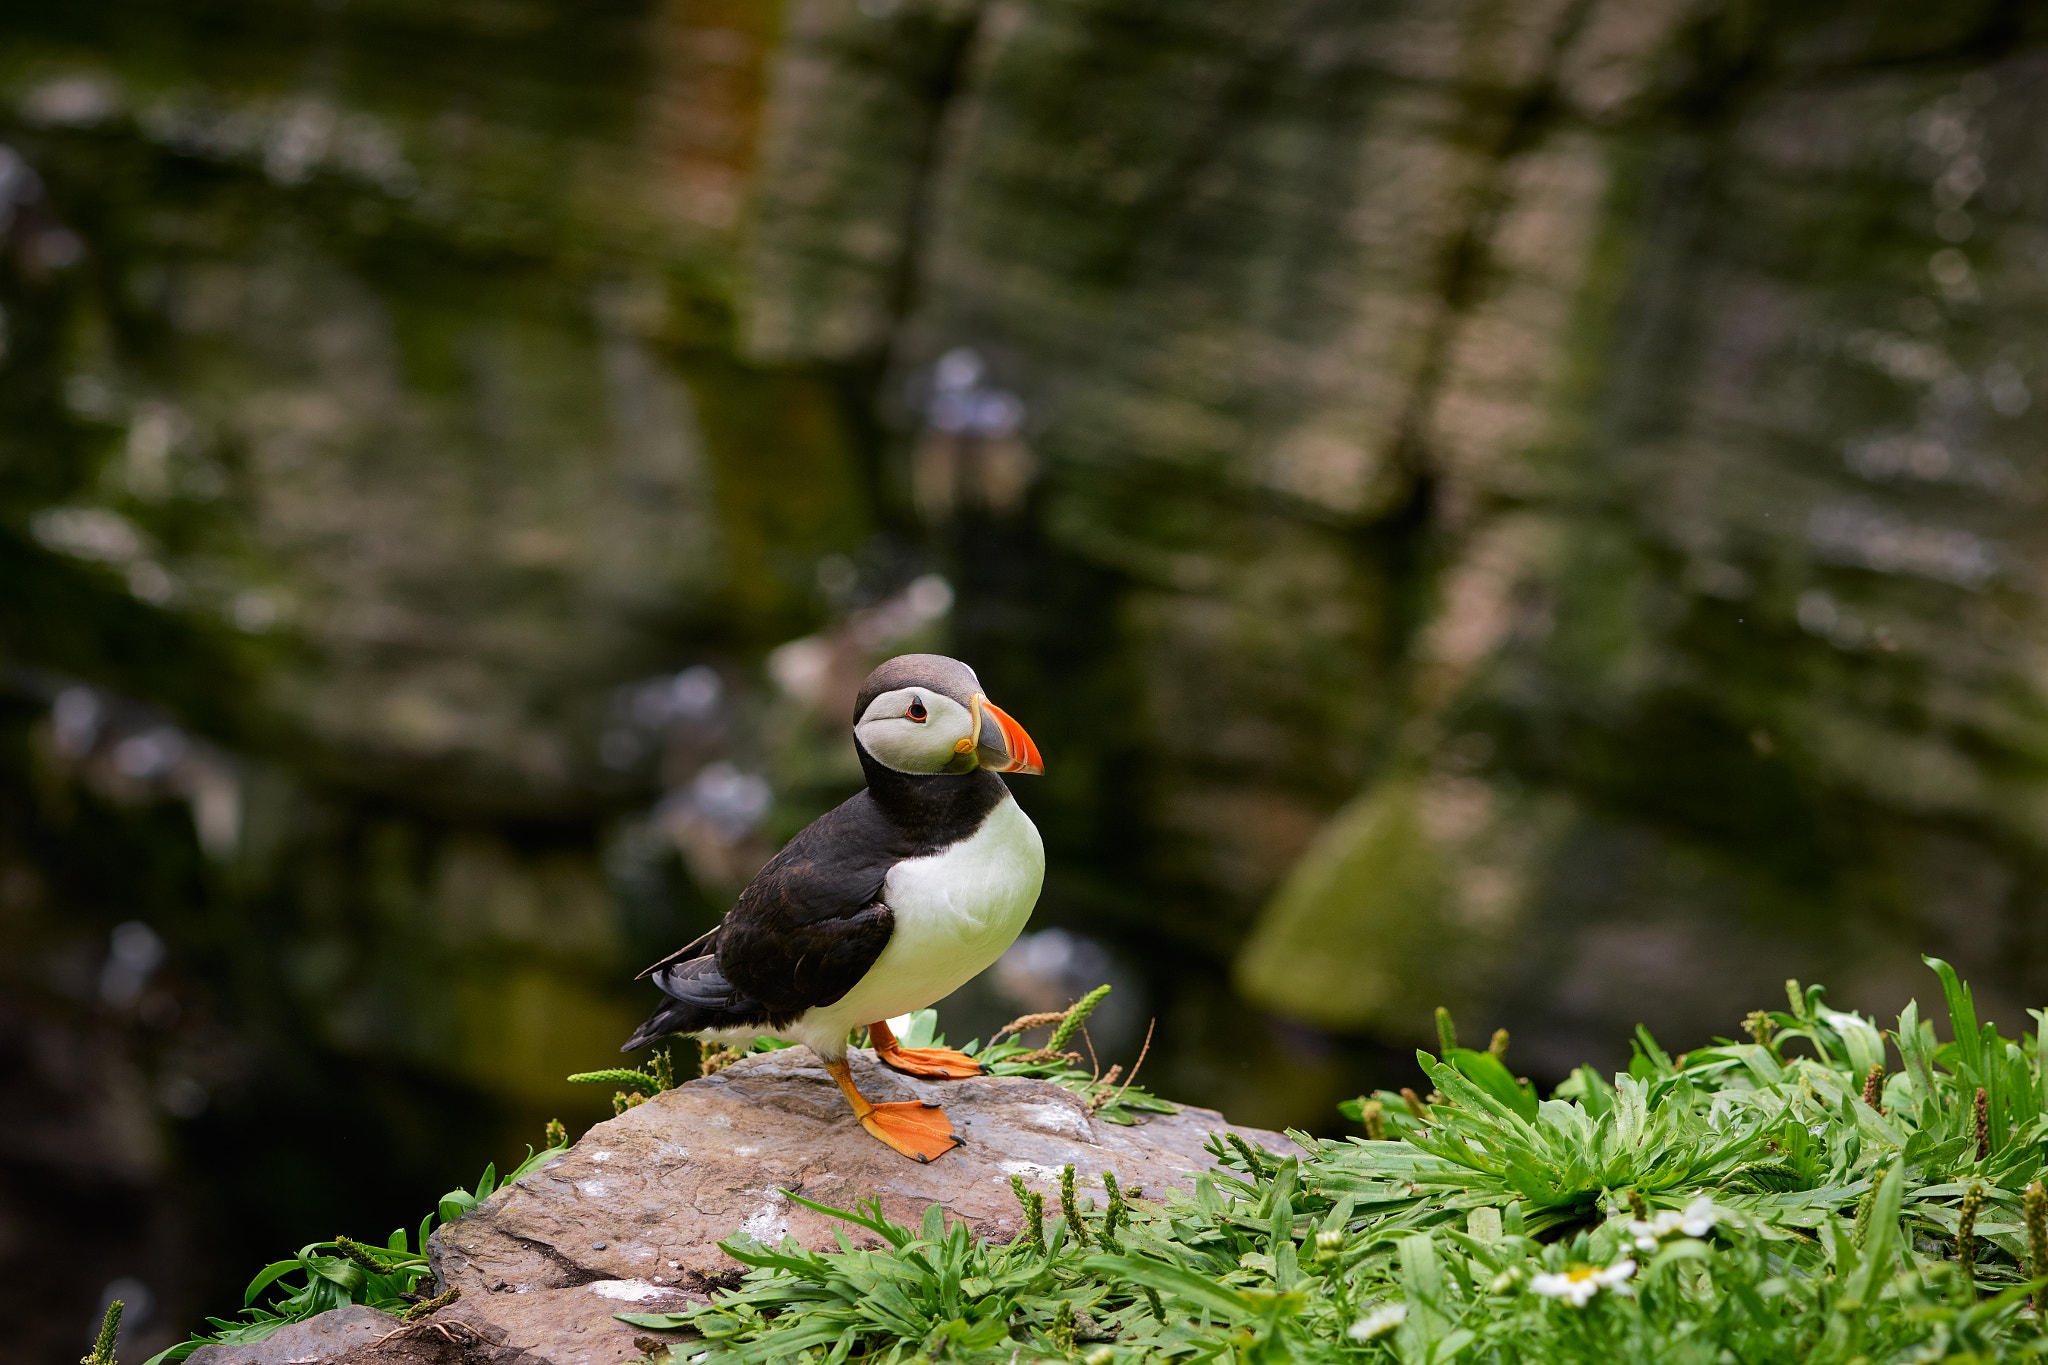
(873, 1), (994, 377)
(1370, 0), (1601, 691)
(1388, 0), (1600, 496)
(484, 1230), (610, 1289)
(1081, 0), (1358, 293)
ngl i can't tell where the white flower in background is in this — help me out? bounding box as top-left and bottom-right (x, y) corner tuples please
(1628, 1194), (1722, 1250)
(1531, 1259), (1635, 1307)
(1347, 1302), (1406, 1341)
(1627, 1208), (1668, 1250)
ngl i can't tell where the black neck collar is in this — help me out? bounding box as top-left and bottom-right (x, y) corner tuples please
(856, 739), (1008, 847)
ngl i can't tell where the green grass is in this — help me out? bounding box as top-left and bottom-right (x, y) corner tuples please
(622, 957), (2048, 1363)
(138, 961), (2048, 1363)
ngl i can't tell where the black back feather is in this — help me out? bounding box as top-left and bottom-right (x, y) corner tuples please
(620, 732), (1009, 1051)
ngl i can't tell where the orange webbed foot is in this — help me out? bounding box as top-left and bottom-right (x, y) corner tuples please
(858, 1100), (965, 1163)
(875, 1045), (984, 1079)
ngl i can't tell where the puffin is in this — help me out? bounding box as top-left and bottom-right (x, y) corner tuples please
(621, 653), (1045, 1162)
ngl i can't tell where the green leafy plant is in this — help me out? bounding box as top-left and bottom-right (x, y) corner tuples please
(623, 956), (2048, 1363)
(156, 959), (2048, 1362)
(589, 987), (1178, 1127)
(894, 990), (1180, 1127)
(143, 1140), (568, 1363)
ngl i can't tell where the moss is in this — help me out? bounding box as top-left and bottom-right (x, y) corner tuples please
(678, 350), (876, 644)
(1234, 769), (1454, 1033)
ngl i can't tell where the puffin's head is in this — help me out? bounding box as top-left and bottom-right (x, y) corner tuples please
(852, 653), (1044, 777)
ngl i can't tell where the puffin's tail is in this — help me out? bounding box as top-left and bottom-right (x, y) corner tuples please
(621, 995), (702, 1052)
(620, 954), (751, 1052)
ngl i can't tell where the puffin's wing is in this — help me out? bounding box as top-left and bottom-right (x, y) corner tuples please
(715, 795), (902, 1018)
(634, 925), (720, 981)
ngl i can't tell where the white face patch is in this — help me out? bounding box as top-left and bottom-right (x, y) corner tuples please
(855, 686), (977, 774)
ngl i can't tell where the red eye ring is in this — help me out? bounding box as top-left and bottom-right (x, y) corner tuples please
(906, 698), (927, 722)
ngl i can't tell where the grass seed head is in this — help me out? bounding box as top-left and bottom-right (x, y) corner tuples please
(1048, 986), (1111, 1052)
(1975, 1086), (1990, 1161)
(2026, 1181), (2047, 1317)
(1742, 1011), (1775, 1048)
(335, 1234), (391, 1275)
(1026, 1192), (1047, 1253)
(1851, 1172), (1882, 1249)
(1958, 1182), (1985, 1297)
(82, 1299), (121, 1365)
(1051, 1299), (1076, 1352)
(697, 1041), (742, 1076)
(568, 1067), (661, 1093)
(1060, 1164), (1087, 1248)
(993, 1010), (1067, 1042)
(1861, 1064), (1885, 1114)
(1011, 1174), (1046, 1253)
(402, 1285), (461, 1322)
(1361, 1098), (1386, 1141)
(1226, 1132), (1269, 1178)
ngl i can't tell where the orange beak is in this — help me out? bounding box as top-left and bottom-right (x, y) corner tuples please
(971, 694), (1043, 775)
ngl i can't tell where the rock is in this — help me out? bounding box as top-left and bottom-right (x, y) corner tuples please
(423, 1048), (1291, 1364)
(185, 1305), (404, 1364)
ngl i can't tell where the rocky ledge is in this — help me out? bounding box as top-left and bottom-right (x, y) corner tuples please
(189, 1048), (1289, 1365)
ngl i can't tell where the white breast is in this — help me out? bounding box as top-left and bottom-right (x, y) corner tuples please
(793, 794), (1043, 1048)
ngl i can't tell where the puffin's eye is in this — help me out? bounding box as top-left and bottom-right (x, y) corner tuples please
(905, 697), (927, 722)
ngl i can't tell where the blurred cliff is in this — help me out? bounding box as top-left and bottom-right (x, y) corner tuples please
(6, 0), (2048, 1357)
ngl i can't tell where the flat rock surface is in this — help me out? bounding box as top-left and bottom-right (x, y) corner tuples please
(425, 1048), (1291, 1364)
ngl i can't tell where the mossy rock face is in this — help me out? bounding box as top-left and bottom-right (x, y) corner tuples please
(10, 3), (2048, 1344)
(1235, 765), (1575, 1036)
(1221, 25), (2048, 1044)
(745, 0), (2048, 1065)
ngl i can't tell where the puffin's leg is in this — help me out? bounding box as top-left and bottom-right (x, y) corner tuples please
(823, 1056), (963, 1163)
(867, 1019), (983, 1079)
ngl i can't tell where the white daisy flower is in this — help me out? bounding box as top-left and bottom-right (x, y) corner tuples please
(1625, 1194), (1722, 1251)
(1347, 1302), (1407, 1340)
(1626, 1209), (1676, 1251)
(1531, 1259), (1635, 1307)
